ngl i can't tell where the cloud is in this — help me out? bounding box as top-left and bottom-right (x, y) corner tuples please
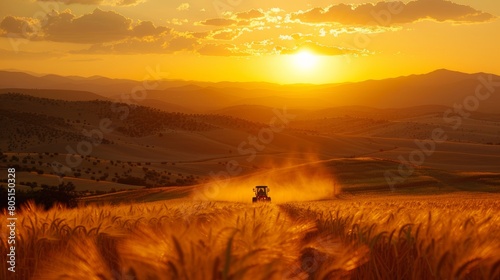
(35, 0), (146, 6)
(199, 18), (237, 26)
(236, 9), (265, 20)
(0, 16), (38, 37)
(0, 9), (169, 43)
(211, 29), (242, 40)
(282, 33), (312, 40)
(177, 3), (190, 11)
(190, 31), (210, 38)
(279, 35), (294, 41)
(0, 8), (248, 56)
(44, 9), (133, 43)
(132, 20), (169, 38)
(292, 0), (496, 26)
(168, 18), (189, 26)
(279, 42), (357, 56)
(197, 43), (248, 56)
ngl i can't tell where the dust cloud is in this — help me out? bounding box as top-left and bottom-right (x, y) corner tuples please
(193, 158), (340, 203)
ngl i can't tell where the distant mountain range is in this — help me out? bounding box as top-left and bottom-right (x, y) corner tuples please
(0, 69), (498, 113)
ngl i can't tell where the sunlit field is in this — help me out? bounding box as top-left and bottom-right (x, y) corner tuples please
(2, 192), (499, 280)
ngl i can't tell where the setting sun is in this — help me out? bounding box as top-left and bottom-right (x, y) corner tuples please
(292, 50), (319, 70)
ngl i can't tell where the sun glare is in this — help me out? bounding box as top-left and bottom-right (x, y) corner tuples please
(292, 50), (319, 70)
(270, 51), (342, 84)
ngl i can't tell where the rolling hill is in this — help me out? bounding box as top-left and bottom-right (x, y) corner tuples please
(1, 69), (499, 112)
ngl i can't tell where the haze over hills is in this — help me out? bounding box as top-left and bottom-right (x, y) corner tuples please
(1, 69), (499, 112)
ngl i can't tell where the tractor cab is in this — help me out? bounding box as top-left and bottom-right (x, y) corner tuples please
(252, 186), (271, 203)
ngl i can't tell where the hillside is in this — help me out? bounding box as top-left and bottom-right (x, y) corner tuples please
(1, 69), (499, 112)
(1, 90), (499, 196)
(0, 88), (108, 101)
(0, 93), (270, 150)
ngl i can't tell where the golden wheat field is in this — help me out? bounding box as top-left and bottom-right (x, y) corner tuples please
(1, 192), (500, 280)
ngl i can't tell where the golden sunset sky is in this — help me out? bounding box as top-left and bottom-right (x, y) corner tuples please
(0, 0), (499, 83)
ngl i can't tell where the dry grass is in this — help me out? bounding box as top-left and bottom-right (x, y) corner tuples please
(281, 194), (500, 280)
(1, 193), (499, 280)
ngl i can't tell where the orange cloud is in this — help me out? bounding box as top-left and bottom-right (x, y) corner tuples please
(278, 42), (357, 56)
(0, 9), (169, 44)
(211, 29), (243, 40)
(292, 0), (496, 26)
(0, 16), (38, 37)
(177, 3), (190, 11)
(236, 9), (265, 20)
(199, 18), (237, 26)
(44, 9), (131, 43)
(132, 20), (170, 38)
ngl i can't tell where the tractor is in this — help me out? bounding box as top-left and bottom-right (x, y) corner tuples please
(252, 186), (271, 203)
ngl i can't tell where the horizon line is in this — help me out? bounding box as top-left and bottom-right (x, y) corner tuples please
(1, 68), (498, 86)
